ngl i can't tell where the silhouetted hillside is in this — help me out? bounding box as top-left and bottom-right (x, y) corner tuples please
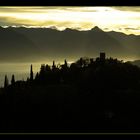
(0, 26), (139, 62)
(1, 54), (140, 132)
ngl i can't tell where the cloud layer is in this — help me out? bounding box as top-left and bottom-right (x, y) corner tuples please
(0, 7), (139, 35)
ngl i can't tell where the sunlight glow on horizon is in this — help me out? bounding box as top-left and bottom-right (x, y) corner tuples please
(0, 7), (139, 35)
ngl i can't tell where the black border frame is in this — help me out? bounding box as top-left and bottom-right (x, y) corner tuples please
(0, 0), (140, 6)
(0, 0), (140, 138)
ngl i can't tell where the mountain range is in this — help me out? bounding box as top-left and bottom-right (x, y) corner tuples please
(0, 26), (139, 63)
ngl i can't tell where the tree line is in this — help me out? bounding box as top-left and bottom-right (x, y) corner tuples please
(4, 53), (140, 91)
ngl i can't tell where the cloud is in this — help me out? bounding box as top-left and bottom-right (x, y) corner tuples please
(0, 7), (139, 35)
(125, 27), (140, 30)
(112, 7), (140, 12)
(0, 16), (36, 26)
(0, 7), (99, 14)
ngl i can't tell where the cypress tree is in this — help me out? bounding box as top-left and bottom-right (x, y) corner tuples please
(64, 59), (68, 67)
(30, 64), (33, 81)
(4, 75), (9, 88)
(11, 74), (15, 85)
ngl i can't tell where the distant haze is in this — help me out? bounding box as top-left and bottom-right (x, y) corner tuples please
(0, 26), (139, 63)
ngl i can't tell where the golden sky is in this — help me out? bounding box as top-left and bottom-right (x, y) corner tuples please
(0, 6), (140, 35)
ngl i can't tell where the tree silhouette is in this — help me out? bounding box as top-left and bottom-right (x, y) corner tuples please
(11, 74), (15, 85)
(52, 60), (56, 71)
(64, 59), (68, 67)
(35, 72), (39, 81)
(45, 64), (51, 72)
(4, 75), (9, 88)
(30, 64), (33, 81)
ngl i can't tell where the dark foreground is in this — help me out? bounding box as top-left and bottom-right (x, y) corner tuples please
(1, 85), (140, 133)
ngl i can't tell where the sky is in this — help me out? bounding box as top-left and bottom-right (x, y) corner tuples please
(0, 6), (139, 35)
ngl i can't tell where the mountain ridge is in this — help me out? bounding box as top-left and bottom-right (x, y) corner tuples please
(1, 26), (139, 36)
(0, 26), (139, 63)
